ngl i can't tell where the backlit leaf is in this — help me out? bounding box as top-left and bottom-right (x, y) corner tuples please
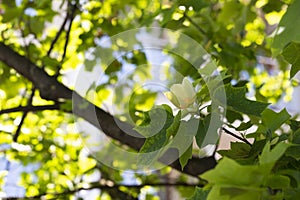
(214, 84), (269, 116)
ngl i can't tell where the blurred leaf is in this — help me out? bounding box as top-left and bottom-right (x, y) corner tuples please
(259, 142), (291, 171)
(236, 121), (252, 131)
(286, 146), (300, 160)
(272, 0), (300, 55)
(218, 142), (251, 160)
(282, 42), (300, 78)
(2, 7), (21, 22)
(177, 0), (208, 12)
(265, 174), (290, 189)
(187, 187), (209, 200)
(104, 59), (122, 74)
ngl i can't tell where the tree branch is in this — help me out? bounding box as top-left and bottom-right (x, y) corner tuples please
(0, 42), (217, 177)
(13, 87), (35, 142)
(27, 181), (200, 199)
(222, 127), (252, 146)
(60, 3), (76, 63)
(0, 104), (61, 114)
(46, 10), (69, 57)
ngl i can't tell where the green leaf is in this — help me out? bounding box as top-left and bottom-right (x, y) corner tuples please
(265, 174), (290, 189)
(291, 128), (300, 144)
(201, 157), (267, 187)
(214, 84), (269, 117)
(60, 100), (72, 112)
(196, 113), (222, 147)
(42, 56), (60, 70)
(284, 188), (300, 200)
(236, 121), (252, 131)
(136, 106), (174, 166)
(272, 0), (300, 56)
(285, 145), (300, 160)
(104, 60), (122, 74)
(256, 108), (291, 135)
(226, 110), (243, 124)
(289, 120), (300, 131)
(281, 42), (300, 78)
(2, 7), (21, 22)
(218, 142), (251, 160)
(170, 118), (198, 168)
(179, 144), (192, 170)
(201, 157), (282, 200)
(218, 187), (263, 200)
(31, 18), (45, 36)
(166, 111), (181, 138)
(279, 169), (300, 187)
(195, 119), (205, 148)
(259, 142), (291, 170)
(187, 187), (209, 200)
(217, 1), (243, 25)
(134, 106), (173, 137)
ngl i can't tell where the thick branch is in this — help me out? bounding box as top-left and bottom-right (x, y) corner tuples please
(28, 181), (200, 199)
(0, 42), (217, 177)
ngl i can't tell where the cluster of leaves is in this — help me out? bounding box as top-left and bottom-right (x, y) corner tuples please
(189, 109), (300, 200)
(1, 0), (300, 199)
(134, 0), (300, 199)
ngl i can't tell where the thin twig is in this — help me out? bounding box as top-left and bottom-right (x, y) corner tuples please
(60, 3), (76, 63)
(183, 12), (206, 35)
(12, 88), (35, 142)
(47, 11), (69, 57)
(222, 127), (252, 146)
(0, 104), (60, 115)
(54, 2), (77, 77)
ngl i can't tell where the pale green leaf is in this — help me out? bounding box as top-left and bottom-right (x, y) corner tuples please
(201, 157), (267, 187)
(272, 0), (300, 56)
(259, 142), (291, 169)
(281, 42), (300, 78)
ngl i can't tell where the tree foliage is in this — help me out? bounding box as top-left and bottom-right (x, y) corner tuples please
(0, 0), (300, 199)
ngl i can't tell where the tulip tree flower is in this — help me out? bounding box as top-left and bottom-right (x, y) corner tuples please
(165, 77), (196, 109)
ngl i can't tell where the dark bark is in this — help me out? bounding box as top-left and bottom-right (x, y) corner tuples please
(0, 42), (217, 177)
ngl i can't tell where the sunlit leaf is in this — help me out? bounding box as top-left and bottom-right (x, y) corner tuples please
(214, 84), (269, 116)
(272, 0), (300, 55)
(281, 42), (300, 78)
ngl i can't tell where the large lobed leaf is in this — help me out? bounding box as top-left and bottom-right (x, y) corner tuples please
(214, 84), (269, 117)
